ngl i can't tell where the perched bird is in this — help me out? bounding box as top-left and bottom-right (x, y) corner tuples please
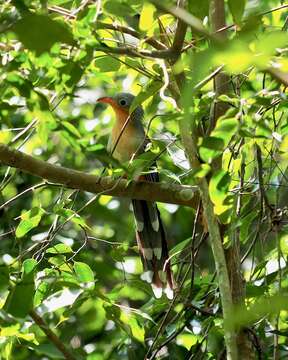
(97, 93), (173, 299)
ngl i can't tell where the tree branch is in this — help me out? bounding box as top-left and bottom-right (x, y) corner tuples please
(171, 0), (188, 59)
(95, 21), (167, 50)
(169, 0), (187, 86)
(150, 0), (216, 41)
(0, 144), (198, 208)
(166, 0), (238, 358)
(94, 44), (176, 59)
(29, 310), (76, 360)
(208, 0), (231, 133)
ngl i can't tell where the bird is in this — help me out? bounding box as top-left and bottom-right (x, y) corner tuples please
(97, 92), (174, 299)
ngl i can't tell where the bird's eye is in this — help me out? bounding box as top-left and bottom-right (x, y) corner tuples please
(119, 99), (127, 106)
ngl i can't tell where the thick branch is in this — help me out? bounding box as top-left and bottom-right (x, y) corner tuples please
(167, 1), (237, 359)
(150, 0), (217, 42)
(0, 144), (198, 208)
(29, 310), (76, 360)
(171, 0), (188, 60)
(209, 1), (249, 359)
(169, 0), (187, 86)
(208, 0), (231, 133)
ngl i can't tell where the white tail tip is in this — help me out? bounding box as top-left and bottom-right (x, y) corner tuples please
(152, 284), (163, 299)
(164, 286), (174, 300)
(141, 271), (153, 283)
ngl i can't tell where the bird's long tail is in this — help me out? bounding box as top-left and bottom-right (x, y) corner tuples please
(132, 199), (174, 299)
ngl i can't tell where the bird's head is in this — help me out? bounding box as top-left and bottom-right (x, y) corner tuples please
(97, 92), (144, 124)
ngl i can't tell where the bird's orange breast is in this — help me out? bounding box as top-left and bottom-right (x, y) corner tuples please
(108, 112), (145, 162)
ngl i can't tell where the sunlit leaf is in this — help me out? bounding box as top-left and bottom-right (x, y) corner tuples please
(139, 3), (156, 32)
(94, 56), (121, 72)
(280, 233), (288, 255)
(128, 316), (145, 343)
(16, 208), (44, 238)
(177, 333), (198, 350)
(62, 121), (81, 138)
(74, 261), (95, 288)
(209, 170), (230, 205)
(46, 244), (73, 254)
(130, 80), (162, 112)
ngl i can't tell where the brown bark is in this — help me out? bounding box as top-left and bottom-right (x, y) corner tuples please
(209, 1), (255, 358)
(0, 144), (199, 208)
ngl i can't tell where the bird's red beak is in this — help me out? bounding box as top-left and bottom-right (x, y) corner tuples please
(97, 96), (115, 105)
(97, 96), (127, 118)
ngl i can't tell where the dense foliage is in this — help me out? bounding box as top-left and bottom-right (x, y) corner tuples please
(0, 0), (288, 359)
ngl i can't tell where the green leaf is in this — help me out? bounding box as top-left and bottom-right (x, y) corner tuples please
(239, 211), (258, 244)
(32, 343), (66, 359)
(23, 258), (37, 275)
(170, 237), (192, 258)
(177, 333), (198, 350)
(188, 0), (209, 19)
(60, 61), (84, 88)
(0, 324), (21, 337)
(199, 137), (224, 163)
(62, 121), (81, 138)
(34, 279), (50, 307)
(192, 163), (211, 178)
(74, 262), (95, 287)
(129, 316), (145, 343)
(139, 3), (156, 32)
(246, 284), (268, 297)
(4, 259), (37, 318)
(280, 233), (288, 255)
(10, 14), (74, 55)
(211, 117), (238, 145)
(103, 1), (136, 18)
(213, 40), (252, 73)
(228, 0), (246, 24)
(209, 170), (233, 221)
(199, 118), (238, 163)
(16, 208), (44, 238)
(255, 32), (288, 57)
(130, 80), (162, 112)
(46, 244), (73, 254)
(37, 112), (57, 145)
(209, 170), (231, 206)
(110, 244), (128, 262)
(0, 266), (9, 292)
(94, 56), (121, 72)
(87, 144), (105, 152)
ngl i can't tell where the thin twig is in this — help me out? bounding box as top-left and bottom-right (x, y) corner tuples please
(29, 310), (77, 360)
(0, 182), (60, 210)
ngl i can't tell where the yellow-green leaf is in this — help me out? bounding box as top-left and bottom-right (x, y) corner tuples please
(139, 3), (156, 31)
